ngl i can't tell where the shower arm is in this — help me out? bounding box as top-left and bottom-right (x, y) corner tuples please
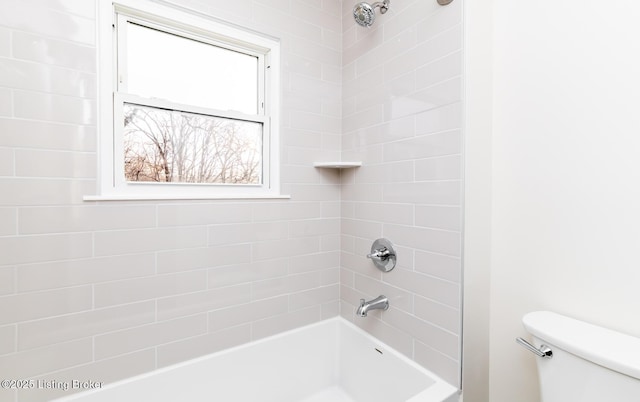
(371, 0), (390, 14)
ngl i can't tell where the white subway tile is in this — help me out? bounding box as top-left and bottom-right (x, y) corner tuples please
(0, 233), (92, 265)
(320, 267), (339, 286)
(382, 181), (461, 206)
(415, 51), (462, 91)
(207, 259), (288, 288)
(33, 0), (96, 20)
(0, 178), (95, 206)
(157, 244), (252, 274)
(0, 286), (91, 325)
(415, 250), (461, 283)
(13, 90), (95, 125)
(156, 284), (252, 321)
(292, 1), (341, 34)
(415, 205), (461, 231)
(18, 205), (155, 234)
(283, 92), (323, 115)
(255, 4), (323, 43)
(321, 300), (339, 319)
(355, 27), (417, 77)
(0, 325), (14, 355)
(290, 110), (341, 133)
(415, 155), (462, 181)
(251, 270), (320, 301)
(355, 274), (412, 313)
(354, 161), (414, 184)
(340, 251), (383, 281)
(252, 236), (320, 261)
(383, 0), (440, 41)
(0, 1), (95, 45)
(208, 221), (289, 246)
(0, 148), (13, 176)
(415, 102), (462, 135)
(0, 267), (14, 296)
(0, 118), (96, 151)
(418, 3), (462, 44)
(252, 305), (321, 340)
(0, 58), (96, 98)
(0, 221), (12, 246)
(157, 324), (251, 368)
(0, 28), (9, 57)
(341, 218), (383, 239)
(94, 271), (206, 308)
(384, 268), (460, 309)
(289, 218), (339, 238)
(284, 54), (322, 79)
(12, 31), (95, 72)
(289, 251), (340, 274)
(254, 0), (290, 13)
(0, 88), (11, 117)
(384, 223), (461, 257)
(207, 295), (289, 332)
(17, 254), (155, 292)
(414, 295), (460, 334)
(157, 203), (253, 227)
(94, 226), (207, 256)
(18, 301), (155, 350)
(14, 149), (95, 179)
(414, 340), (460, 388)
(352, 202), (413, 226)
(289, 35), (341, 65)
(414, 25), (462, 67)
(95, 314), (207, 360)
(383, 307), (458, 359)
(0, 338), (92, 378)
(290, 284), (339, 310)
(290, 74), (340, 102)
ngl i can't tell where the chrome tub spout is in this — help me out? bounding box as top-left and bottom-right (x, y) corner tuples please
(356, 295), (389, 317)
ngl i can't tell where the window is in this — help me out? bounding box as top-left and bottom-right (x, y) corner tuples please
(93, 0), (282, 199)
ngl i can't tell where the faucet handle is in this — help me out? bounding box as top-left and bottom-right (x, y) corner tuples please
(367, 247), (391, 261)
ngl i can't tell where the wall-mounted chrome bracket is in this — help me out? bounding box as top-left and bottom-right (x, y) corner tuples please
(367, 238), (396, 272)
(437, 0), (453, 5)
(516, 337), (553, 359)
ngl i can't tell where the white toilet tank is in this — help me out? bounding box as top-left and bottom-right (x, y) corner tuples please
(522, 311), (640, 402)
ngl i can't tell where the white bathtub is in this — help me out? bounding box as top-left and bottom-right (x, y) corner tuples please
(54, 317), (458, 402)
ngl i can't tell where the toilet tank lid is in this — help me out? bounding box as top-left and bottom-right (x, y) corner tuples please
(523, 311), (640, 380)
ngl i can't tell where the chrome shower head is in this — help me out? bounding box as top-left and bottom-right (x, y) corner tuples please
(353, 1), (390, 27)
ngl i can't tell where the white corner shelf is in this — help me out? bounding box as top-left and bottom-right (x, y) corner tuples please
(313, 162), (362, 169)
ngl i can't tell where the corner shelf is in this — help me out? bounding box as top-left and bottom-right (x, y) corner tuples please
(313, 162), (362, 169)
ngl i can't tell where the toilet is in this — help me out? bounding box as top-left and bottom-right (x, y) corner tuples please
(521, 311), (640, 402)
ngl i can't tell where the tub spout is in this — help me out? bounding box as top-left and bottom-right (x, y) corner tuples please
(356, 295), (389, 317)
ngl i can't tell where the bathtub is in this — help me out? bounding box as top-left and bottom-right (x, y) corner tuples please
(54, 317), (458, 402)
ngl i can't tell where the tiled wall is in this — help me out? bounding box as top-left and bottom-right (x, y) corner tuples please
(339, 0), (463, 387)
(0, 0), (463, 400)
(0, 1), (342, 401)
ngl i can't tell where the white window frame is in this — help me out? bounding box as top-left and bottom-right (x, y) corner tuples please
(89, 0), (284, 200)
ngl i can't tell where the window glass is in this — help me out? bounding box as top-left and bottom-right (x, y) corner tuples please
(123, 103), (263, 184)
(125, 22), (259, 114)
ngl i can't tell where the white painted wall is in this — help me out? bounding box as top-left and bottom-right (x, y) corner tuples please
(488, 1), (640, 401)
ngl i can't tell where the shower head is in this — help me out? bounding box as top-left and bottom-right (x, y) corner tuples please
(353, 0), (390, 27)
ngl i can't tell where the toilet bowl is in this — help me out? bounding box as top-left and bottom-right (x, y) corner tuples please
(521, 311), (640, 402)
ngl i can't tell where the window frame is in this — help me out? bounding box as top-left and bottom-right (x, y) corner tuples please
(91, 0), (283, 200)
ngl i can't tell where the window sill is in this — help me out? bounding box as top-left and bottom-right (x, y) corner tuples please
(83, 194), (291, 202)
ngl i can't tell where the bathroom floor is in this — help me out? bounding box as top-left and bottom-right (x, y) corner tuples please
(299, 386), (355, 402)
